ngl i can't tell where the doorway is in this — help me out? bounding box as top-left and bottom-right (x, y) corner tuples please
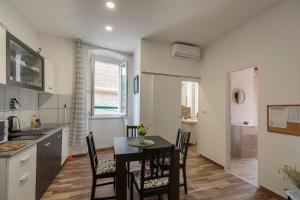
(227, 67), (258, 186)
(181, 80), (199, 144)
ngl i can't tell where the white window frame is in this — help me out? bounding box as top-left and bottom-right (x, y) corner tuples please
(91, 57), (128, 118)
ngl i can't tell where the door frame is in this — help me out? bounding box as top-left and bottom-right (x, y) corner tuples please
(180, 79), (201, 145)
(225, 66), (259, 184)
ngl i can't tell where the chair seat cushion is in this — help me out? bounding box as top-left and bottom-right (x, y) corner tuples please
(97, 159), (116, 175)
(132, 170), (169, 190)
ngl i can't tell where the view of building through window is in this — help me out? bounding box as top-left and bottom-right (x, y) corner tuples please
(94, 61), (120, 115)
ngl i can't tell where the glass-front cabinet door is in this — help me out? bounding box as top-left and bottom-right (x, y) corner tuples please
(6, 32), (44, 90)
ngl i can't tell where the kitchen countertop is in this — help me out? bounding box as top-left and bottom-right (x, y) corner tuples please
(181, 119), (198, 124)
(0, 124), (69, 158)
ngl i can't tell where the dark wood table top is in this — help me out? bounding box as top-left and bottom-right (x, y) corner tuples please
(113, 136), (174, 158)
(113, 135), (180, 200)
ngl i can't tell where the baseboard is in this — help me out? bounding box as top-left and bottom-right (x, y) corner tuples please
(71, 147), (113, 158)
(96, 146), (114, 152)
(72, 152), (87, 158)
(199, 154), (224, 169)
(260, 185), (286, 200)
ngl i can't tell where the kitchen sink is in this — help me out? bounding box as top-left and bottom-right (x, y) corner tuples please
(8, 128), (53, 140)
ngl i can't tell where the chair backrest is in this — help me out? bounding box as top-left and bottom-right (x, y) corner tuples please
(127, 125), (138, 138)
(86, 132), (98, 177)
(175, 129), (191, 164)
(140, 146), (175, 190)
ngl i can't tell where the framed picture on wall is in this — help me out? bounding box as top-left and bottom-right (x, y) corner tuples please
(134, 75), (139, 94)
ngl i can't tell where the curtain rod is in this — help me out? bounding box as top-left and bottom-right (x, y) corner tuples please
(142, 71), (201, 80)
(80, 41), (133, 57)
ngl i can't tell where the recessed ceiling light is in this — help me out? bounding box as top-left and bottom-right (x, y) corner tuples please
(105, 25), (113, 32)
(106, 1), (115, 9)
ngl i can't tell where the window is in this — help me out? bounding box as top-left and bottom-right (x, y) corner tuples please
(92, 60), (127, 116)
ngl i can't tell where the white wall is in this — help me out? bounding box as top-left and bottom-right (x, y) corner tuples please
(0, 1), (41, 131)
(231, 68), (257, 126)
(90, 118), (125, 148)
(139, 39), (201, 141)
(132, 40), (141, 125)
(0, 1), (39, 50)
(199, 0), (300, 196)
(39, 34), (75, 95)
(141, 40), (201, 77)
(0, 1), (74, 96)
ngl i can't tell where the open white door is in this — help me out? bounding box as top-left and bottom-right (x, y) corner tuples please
(153, 75), (181, 143)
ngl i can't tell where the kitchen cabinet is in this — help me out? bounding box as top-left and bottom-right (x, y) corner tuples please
(44, 60), (55, 93)
(51, 131), (62, 178)
(6, 32), (44, 91)
(36, 130), (62, 200)
(0, 145), (37, 200)
(0, 25), (6, 84)
(61, 127), (69, 165)
(36, 136), (52, 200)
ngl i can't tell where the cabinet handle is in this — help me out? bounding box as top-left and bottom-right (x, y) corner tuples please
(20, 155), (30, 164)
(19, 173), (30, 184)
(48, 87), (53, 90)
(43, 142), (51, 147)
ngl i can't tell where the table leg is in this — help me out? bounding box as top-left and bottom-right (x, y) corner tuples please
(116, 157), (127, 200)
(169, 149), (179, 200)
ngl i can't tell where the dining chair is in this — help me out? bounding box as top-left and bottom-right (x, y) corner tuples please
(130, 145), (175, 200)
(127, 125), (138, 137)
(176, 129), (191, 194)
(86, 132), (116, 200)
(126, 125), (138, 185)
(154, 129), (191, 194)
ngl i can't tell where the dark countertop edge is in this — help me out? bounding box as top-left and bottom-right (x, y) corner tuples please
(0, 124), (70, 158)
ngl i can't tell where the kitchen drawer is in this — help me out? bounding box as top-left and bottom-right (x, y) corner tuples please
(8, 145), (37, 177)
(7, 145), (37, 200)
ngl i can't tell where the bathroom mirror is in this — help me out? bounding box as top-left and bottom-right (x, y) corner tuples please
(232, 88), (245, 104)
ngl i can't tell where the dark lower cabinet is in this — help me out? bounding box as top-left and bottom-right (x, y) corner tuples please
(52, 131), (62, 179)
(36, 130), (62, 200)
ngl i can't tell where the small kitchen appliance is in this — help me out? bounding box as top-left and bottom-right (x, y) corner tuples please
(0, 120), (8, 144)
(7, 116), (21, 133)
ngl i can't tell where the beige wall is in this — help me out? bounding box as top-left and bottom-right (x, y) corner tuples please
(39, 34), (75, 95)
(0, 1), (39, 50)
(139, 39), (201, 140)
(132, 40), (141, 125)
(199, 0), (300, 196)
(140, 39), (201, 76)
(0, 1), (74, 95)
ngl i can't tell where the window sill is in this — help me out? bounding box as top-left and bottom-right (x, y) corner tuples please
(90, 115), (126, 119)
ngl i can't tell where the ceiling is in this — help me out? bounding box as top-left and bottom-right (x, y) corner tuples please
(9, 0), (281, 53)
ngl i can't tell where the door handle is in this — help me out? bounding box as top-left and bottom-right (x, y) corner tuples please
(43, 142), (51, 147)
(20, 155), (31, 164)
(57, 135), (62, 139)
(19, 173), (30, 184)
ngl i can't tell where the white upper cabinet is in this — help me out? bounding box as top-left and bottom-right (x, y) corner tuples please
(44, 60), (56, 93)
(0, 26), (6, 85)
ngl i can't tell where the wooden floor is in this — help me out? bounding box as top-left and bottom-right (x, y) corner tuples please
(230, 157), (258, 186)
(42, 146), (281, 200)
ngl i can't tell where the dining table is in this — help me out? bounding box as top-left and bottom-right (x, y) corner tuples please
(113, 136), (180, 200)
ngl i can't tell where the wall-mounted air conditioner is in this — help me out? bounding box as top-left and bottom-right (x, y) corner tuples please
(171, 43), (201, 60)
